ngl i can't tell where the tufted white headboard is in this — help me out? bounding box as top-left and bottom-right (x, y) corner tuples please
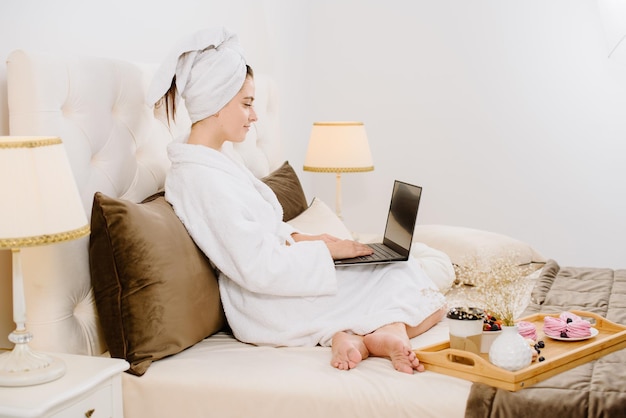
(3, 49), (283, 355)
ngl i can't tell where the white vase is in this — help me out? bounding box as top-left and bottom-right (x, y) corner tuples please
(488, 325), (533, 371)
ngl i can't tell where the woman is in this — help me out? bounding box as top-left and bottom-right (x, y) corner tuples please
(148, 27), (446, 374)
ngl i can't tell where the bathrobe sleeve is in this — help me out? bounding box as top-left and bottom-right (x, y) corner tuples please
(166, 153), (338, 298)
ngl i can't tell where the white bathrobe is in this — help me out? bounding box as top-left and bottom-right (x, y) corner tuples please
(165, 143), (446, 347)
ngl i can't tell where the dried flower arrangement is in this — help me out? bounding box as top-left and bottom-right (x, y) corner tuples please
(452, 253), (536, 326)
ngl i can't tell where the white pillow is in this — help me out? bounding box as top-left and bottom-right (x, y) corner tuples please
(353, 233), (456, 294)
(287, 197), (352, 240)
(413, 224), (547, 270)
(410, 242), (456, 294)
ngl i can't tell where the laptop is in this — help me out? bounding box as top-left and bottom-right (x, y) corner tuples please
(334, 180), (422, 266)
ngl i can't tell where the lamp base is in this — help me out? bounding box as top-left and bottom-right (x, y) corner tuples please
(0, 330), (66, 387)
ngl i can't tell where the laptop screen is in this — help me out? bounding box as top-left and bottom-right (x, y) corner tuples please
(382, 181), (422, 256)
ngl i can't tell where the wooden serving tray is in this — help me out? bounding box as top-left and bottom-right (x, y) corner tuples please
(414, 310), (626, 391)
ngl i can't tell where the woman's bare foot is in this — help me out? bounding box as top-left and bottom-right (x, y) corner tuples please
(331, 332), (369, 370)
(363, 323), (424, 374)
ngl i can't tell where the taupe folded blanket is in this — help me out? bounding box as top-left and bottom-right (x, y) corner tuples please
(465, 259), (626, 418)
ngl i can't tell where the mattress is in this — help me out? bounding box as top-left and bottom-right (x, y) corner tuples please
(122, 320), (471, 418)
(120, 256), (547, 417)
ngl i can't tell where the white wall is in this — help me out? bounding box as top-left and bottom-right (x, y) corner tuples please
(299, 0), (626, 270)
(0, 0), (276, 98)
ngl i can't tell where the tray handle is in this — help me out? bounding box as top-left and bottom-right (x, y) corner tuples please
(417, 347), (512, 376)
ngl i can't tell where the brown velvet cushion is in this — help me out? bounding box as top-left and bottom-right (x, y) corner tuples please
(261, 161), (308, 221)
(89, 191), (225, 376)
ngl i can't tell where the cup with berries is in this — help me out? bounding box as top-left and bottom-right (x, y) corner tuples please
(447, 307), (485, 354)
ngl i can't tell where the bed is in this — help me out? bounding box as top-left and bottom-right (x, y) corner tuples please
(3, 49), (625, 418)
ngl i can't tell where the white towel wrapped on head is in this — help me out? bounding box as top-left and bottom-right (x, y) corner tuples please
(147, 27), (247, 123)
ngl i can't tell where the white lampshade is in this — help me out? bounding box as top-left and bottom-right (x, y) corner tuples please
(0, 136), (88, 247)
(0, 136), (89, 387)
(303, 122), (374, 220)
(303, 122), (374, 173)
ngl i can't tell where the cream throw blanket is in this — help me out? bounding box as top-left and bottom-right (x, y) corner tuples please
(165, 143), (446, 347)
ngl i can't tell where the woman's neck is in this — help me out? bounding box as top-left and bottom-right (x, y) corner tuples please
(186, 118), (223, 150)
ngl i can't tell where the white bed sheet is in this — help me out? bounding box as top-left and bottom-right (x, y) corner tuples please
(122, 320), (470, 418)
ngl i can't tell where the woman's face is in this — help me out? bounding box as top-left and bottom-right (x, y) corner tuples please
(218, 76), (257, 143)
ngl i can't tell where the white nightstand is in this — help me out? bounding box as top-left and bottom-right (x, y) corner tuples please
(0, 352), (129, 418)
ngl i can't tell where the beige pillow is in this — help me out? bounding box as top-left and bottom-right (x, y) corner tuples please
(287, 197), (352, 240)
(89, 191), (225, 376)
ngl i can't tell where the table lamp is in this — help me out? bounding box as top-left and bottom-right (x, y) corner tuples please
(0, 136), (89, 387)
(303, 122), (374, 219)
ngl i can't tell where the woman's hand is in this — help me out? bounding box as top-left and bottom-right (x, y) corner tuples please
(290, 233), (373, 260)
(325, 240), (374, 260)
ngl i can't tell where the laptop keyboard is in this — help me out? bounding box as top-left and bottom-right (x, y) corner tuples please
(359, 243), (404, 261)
